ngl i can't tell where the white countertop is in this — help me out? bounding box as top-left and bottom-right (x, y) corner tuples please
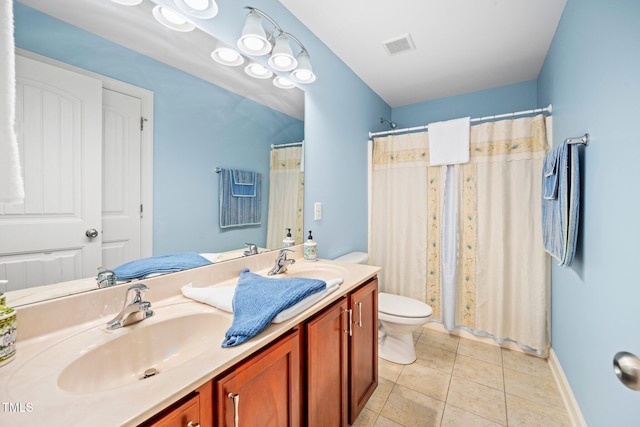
(0, 248), (379, 426)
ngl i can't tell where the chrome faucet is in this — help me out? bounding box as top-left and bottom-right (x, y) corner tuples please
(244, 243), (259, 256)
(268, 249), (296, 275)
(106, 283), (154, 330)
(96, 267), (116, 288)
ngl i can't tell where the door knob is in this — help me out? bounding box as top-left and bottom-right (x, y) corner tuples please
(85, 228), (99, 238)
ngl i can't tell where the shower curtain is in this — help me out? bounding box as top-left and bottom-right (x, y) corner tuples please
(266, 145), (304, 248)
(370, 114), (551, 351)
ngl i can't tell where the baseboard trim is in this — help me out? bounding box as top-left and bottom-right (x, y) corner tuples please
(549, 348), (587, 427)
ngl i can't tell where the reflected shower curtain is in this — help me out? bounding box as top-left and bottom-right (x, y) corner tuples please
(266, 145), (304, 248)
(370, 115), (551, 351)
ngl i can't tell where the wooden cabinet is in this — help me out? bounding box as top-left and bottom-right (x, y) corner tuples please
(143, 276), (378, 427)
(214, 329), (301, 427)
(348, 278), (378, 424)
(305, 297), (349, 426)
(140, 382), (212, 427)
(306, 277), (378, 427)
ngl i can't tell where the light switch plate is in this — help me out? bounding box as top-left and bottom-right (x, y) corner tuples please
(314, 202), (322, 220)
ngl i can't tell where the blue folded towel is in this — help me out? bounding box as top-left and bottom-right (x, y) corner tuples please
(222, 269), (327, 347)
(231, 169), (256, 197)
(113, 252), (212, 281)
(219, 169), (262, 228)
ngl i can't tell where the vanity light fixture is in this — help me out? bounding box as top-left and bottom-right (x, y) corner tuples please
(237, 9), (272, 56)
(173, 0), (218, 19)
(273, 76), (295, 89)
(244, 62), (273, 79)
(237, 7), (316, 84)
(289, 50), (316, 84)
(268, 33), (297, 71)
(211, 46), (245, 66)
(152, 5), (195, 32)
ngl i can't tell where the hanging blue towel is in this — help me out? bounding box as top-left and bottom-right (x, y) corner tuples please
(113, 252), (212, 281)
(231, 170), (256, 197)
(221, 269), (327, 347)
(542, 146), (559, 200)
(219, 169), (262, 228)
(541, 142), (580, 266)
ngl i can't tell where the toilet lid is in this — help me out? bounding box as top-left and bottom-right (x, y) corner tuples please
(379, 293), (433, 318)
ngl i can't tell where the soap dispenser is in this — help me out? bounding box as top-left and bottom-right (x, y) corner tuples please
(283, 228), (295, 248)
(304, 230), (317, 261)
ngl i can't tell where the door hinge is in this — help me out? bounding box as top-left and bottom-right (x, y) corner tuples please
(140, 116), (148, 131)
(140, 204), (144, 218)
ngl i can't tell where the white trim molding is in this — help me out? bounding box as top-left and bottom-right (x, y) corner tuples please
(549, 348), (588, 427)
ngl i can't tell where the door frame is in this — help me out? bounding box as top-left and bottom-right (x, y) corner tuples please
(16, 49), (154, 258)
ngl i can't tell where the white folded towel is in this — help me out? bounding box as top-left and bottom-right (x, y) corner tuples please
(0, 0), (25, 205)
(181, 277), (343, 323)
(428, 117), (471, 166)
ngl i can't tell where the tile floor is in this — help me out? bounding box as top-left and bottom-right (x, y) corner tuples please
(353, 328), (572, 427)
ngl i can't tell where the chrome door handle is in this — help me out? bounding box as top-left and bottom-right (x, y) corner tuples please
(345, 309), (353, 337)
(357, 301), (363, 327)
(85, 228), (99, 238)
(186, 422), (200, 427)
(228, 393), (239, 427)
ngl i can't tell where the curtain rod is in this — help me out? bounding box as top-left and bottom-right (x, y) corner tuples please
(271, 141), (303, 149)
(368, 104), (553, 138)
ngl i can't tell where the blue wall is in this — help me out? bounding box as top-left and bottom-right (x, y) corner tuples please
(392, 80), (538, 128)
(153, 0), (392, 259)
(538, 0), (640, 424)
(14, 3), (304, 257)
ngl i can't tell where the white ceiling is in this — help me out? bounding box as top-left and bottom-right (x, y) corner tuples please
(279, 0), (567, 107)
(16, 0), (305, 120)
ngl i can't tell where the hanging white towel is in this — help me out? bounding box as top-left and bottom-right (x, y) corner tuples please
(428, 117), (470, 166)
(0, 1), (24, 205)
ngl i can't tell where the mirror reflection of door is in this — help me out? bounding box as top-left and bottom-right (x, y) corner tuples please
(0, 56), (144, 290)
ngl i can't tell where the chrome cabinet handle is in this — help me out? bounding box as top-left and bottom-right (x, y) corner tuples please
(85, 228), (99, 238)
(186, 422), (200, 427)
(357, 301), (363, 327)
(228, 393), (240, 427)
(345, 309), (353, 337)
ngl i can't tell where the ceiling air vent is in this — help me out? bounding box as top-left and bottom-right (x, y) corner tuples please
(382, 33), (416, 56)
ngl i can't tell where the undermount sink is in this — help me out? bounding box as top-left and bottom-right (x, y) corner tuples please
(269, 261), (350, 280)
(57, 311), (230, 394)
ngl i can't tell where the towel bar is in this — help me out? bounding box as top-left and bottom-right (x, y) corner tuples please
(565, 133), (589, 146)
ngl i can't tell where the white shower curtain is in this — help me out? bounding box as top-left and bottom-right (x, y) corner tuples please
(266, 145), (304, 248)
(370, 114), (551, 351)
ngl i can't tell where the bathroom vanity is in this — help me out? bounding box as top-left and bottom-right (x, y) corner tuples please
(0, 246), (379, 426)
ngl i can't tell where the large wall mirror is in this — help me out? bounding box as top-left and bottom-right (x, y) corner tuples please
(1, 0), (306, 307)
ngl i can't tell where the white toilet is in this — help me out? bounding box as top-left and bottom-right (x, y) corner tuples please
(334, 252), (433, 365)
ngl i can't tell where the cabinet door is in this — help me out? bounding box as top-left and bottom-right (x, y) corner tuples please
(348, 278), (378, 424)
(214, 330), (301, 427)
(141, 382), (212, 427)
(306, 297), (349, 427)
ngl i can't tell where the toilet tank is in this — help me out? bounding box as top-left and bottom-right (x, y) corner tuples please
(334, 251), (369, 265)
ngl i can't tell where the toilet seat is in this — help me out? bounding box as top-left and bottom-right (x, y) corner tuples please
(378, 293), (433, 318)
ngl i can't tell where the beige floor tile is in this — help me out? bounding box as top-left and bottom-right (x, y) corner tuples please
(419, 328), (460, 353)
(396, 360), (452, 401)
(373, 415), (404, 427)
(457, 339), (502, 366)
(453, 353), (504, 391)
(504, 367), (565, 410)
(506, 393), (571, 427)
(366, 376), (394, 413)
(353, 408), (379, 427)
(441, 404), (505, 427)
(447, 376), (507, 425)
(380, 384), (445, 427)
(501, 348), (553, 379)
(379, 358), (404, 382)
(414, 341), (457, 373)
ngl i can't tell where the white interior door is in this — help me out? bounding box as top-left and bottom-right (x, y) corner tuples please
(0, 56), (102, 291)
(101, 89), (142, 269)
